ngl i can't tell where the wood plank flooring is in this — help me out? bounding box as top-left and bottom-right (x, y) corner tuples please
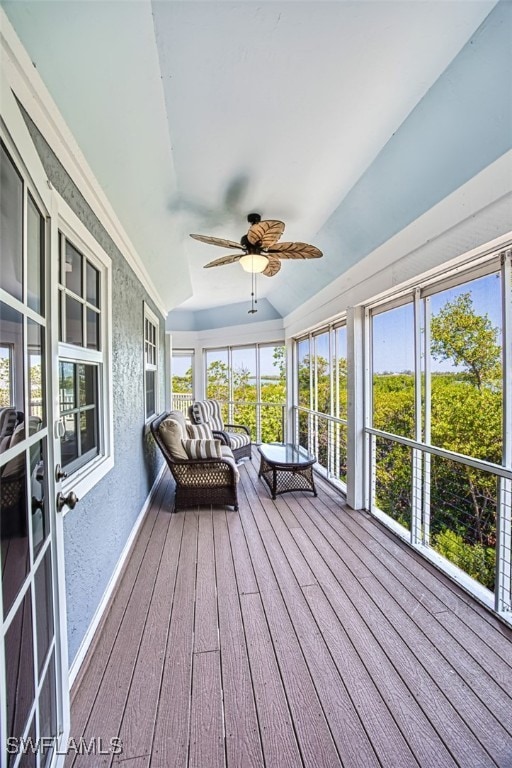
(65, 450), (512, 768)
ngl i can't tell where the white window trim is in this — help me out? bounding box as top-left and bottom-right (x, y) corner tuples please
(144, 302), (160, 422)
(56, 196), (114, 505)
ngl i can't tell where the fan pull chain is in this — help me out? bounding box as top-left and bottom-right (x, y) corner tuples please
(249, 268), (258, 314)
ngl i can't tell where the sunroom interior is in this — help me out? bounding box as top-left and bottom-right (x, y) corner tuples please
(1, 1), (512, 766)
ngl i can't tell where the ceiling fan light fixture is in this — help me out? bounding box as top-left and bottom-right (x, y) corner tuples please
(239, 254), (269, 273)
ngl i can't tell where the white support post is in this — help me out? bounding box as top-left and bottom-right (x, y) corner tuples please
(227, 346), (233, 424)
(285, 338), (295, 444)
(195, 344), (204, 401)
(423, 297), (432, 547)
(164, 332), (172, 411)
(411, 288), (423, 546)
(334, 328), (341, 480)
(496, 250), (512, 614)
(328, 327), (334, 478)
(346, 306), (365, 510)
(256, 344), (261, 444)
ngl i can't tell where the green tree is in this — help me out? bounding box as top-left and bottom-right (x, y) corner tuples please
(433, 529), (495, 590)
(430, 292), (501, 390)
(373, 292), (502, 590)
(172, 367), (192, 394)
(206, 360), (229, 401)
(273, 345), (286, 379)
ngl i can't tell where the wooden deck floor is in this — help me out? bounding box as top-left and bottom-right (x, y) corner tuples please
(66, 451), (512, 768)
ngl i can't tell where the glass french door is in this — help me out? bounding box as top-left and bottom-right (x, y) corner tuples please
(1, 130), (68, 767)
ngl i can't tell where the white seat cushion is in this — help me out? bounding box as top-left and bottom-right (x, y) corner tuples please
(227, 431), (251, 450)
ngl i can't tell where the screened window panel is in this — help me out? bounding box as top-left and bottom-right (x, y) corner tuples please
(372, 303), (415, 440)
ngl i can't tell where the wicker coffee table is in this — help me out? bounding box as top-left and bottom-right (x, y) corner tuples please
(258, 443), (317, 500)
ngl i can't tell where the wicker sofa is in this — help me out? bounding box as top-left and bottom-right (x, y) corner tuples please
(150, 410), (239, 512)
(188, 399), (252, 462)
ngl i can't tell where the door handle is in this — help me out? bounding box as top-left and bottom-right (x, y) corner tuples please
(56, 491), (79, 512)
(55, 464), (68, 481)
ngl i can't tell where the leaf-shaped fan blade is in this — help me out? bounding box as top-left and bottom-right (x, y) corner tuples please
(190, 233), (243, 249)
(268, 242), (323, 259)
(262, 256), (281, 277)
(203, 253), (243, 268)
(247, 219), (285, 247)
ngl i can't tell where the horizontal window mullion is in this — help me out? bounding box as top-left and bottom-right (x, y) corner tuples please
(58, 344), (102, 364)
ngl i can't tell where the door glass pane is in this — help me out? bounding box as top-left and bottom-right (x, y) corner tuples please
(79, 363), (96, 406)
(35, 549), (54, 678)
(5, 589), (35, 763)
(0, 142), (23, 302)
(18, 716), (37, 768)
(61, 412), (78, 467)
(86, 261), (99, 307)
(0, 302), (25, 439)
(80, 409), (98, 455)
(65, 295), (83, 346)
(0, 302), (26, 618)
(39, 652), (58, 768)
(59, 361), (75, 412)
(27, 195), (44, 316)
(1, 445), (29, 617)
(64, 240), (82, 296)
(372, 302), (415, 439)
(28, 319), (45, 428)
(31, 439), (48, 557)
(86, 308), (99, 350)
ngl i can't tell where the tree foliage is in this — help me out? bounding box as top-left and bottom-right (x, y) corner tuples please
(430, 292), (501, 390)
(372, 292), (502, 590)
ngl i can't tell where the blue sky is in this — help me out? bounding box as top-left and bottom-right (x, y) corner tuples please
(172, 272), (504, 378)
(172, 344), (284, 378)
(373, 272), (502, 373)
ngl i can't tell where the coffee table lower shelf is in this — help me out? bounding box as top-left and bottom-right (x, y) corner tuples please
(258, 445), (317, 500)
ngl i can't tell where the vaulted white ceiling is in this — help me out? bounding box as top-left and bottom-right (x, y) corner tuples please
(2, 0), (499, 320)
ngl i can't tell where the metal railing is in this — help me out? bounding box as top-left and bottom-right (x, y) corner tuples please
(366, 426), (512, 615)
(171, 392), (193, 416)
(171, 395), (286, 443)
(291, 406), (511, 618)
(295, 406), (348, 490)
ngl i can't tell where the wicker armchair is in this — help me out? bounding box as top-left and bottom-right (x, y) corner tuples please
(150, 411), (239, 512)
(188, 399), (252, 462)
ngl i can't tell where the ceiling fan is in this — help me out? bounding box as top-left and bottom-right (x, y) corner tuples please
(189, 213), (323, 277)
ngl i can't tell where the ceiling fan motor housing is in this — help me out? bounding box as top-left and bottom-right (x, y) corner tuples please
(240, 234), (262, 253)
